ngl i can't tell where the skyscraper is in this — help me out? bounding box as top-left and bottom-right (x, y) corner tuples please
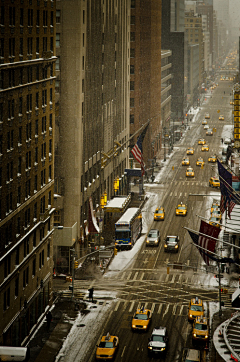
(0, 1), (55, 346)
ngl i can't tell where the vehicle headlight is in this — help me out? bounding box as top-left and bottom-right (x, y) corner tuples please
(146, 240), (149, 243)
(190, 314), (192, 318)
(148, 346), (152, 350)
(132, 324), (136, 328)
(205, 335), (208, 339)
(155, 240), (158, 243)
(175, 245), (178, 248)
(143, 325), (147, 329)
(193, 333), (196, 337)
(161, 348), (165, 351)
(164, 244), (167, 248)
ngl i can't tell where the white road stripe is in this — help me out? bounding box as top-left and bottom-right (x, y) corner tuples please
(179, 305), (184, 316)
(158, 304), (163, 314)
(151, 303), (155, 313)
(163, 304), (169, 318)
(133, 272), (138, 281)
(172, 304), (177, 315)
(114, 300), (121, 312)
(129, 301), (135, 313)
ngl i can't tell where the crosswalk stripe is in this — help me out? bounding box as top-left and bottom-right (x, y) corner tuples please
(121, 272), (126, 280)
(158, 304), (163, 314)
(133, 272), (138, 281)
(170, 191), (173, 197)
(179, 305), (184, 316)
(139, 272), (144, 281)
(163, 304), (169, 318)
(170, 274), (176, 284)
(151, 303), (156, 313)
(114, 300), (121, 312)
(172, 304), (177, 315)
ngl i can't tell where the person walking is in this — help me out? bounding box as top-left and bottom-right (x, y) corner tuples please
(46, 311), (52, 331)
(88, 287), (94, 302)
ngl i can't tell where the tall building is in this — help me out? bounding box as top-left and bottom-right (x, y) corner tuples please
(0, 1), (55, 345)
(162, 0), (186, 120)
(54, 0), (130, 272)
(129, 0), (162, 168)
(185, 11), (204, 93)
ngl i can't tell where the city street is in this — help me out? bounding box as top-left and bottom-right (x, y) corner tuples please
(31, 78), (238, 362)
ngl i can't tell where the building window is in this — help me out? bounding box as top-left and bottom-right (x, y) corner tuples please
(28, 8), (33, 26)
(20, 8), (23, 26)
(35, 147), (38, 164)
(56, 33), (60, 47)
(17, 157), (21, 174)
(50, 37), (53, 51)
(42, 250), (44, 266)
(15, 246), (19, 265)
(39, 252), (41, 269)
(15, 278), (19, 297)
(36, 37), (39, 54)
(47, 242), (50, 258)
(55, 57), (60, 70)
(33, 229), (37, 247)
(4, 288), (10, 311)
(130, 48), (135, 58)
(130, 98), (134, 107)
(27, 37), (32, 55)
(83, 10), (85, 24)
(130, 81), (134, 91)
(4, 255), (11, 278)
(34, 175), (37, 192)
(40, 195), (45, 214)
(36, 92), (39, 109)
(43, 10), (48, 26)
(131, 0), (135, 8)
(19, 97), (22, 115)
(27, 94), (32, 112)
(27, 67), (32, 83)
(130, 32), (135, 42)
(43, 37), (47, 52)
(56, 9), (60, 23)
(17, 186), (21, 204)
(32, 258), (36, 276)
(35, 119), (38, 136)
(48, 190), (51, 206)
(36, 65), (39, 81)
(42, 116), (46, 133)
(49, 164), (52, 180)
(24, 237), (29, 257)
(130, 114), (134, 124)
(130, 16), (135, 25)
(36, 9), (39, 26)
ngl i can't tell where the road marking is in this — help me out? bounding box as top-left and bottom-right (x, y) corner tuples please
(121, 346), (126, 358)
(165, 274), (169, 283)
(180, 192), (182, 197)
(133, 272), (138, 281)
(158, 304), (163, 314)
(123, 301), (128, 310)
(139, 272), (144, 281)
(179, 305), (184, 315)
(121, 272), (126, 280)
(163, 304), (169, 318)
(170, 274), (176, 284)
(172, 304), (177, 315)
(114, 300), (121, 312)
(170, 191), (173, 197)
(129, 301), (135, 313)
(127, 272), (132, 281)
(151, 303), (155, 313)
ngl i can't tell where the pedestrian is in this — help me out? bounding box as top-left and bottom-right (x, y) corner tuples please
(88, 287), (94, 302)
(46, 311), (52, 331)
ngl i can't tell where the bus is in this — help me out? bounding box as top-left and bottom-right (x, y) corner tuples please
(115, 207), (142, 250)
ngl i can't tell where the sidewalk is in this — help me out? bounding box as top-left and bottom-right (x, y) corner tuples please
(27, 279), (87, 362)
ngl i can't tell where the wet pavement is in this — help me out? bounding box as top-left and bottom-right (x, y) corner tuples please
(27, 278), (87, 362)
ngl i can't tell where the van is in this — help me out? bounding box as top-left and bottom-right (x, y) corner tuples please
(0, 346), (30, 361)
(185, 348), (201, 362)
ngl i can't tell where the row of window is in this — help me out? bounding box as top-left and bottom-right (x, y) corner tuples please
(3, 246), (50, 311)
(0, 7), (55, 28)
(3, 201), (51, 249)
(2, 36), (55, 59)
(0, 64), (54, 89)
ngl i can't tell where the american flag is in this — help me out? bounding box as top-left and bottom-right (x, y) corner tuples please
(131, 124), (149, 176)
(217, 160), (238, 218)
(188, 220), (220, 266)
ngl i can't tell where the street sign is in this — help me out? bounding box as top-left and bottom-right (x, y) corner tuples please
(215, 274), (223, 278)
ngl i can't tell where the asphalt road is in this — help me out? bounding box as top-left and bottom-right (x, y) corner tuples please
(74, 78), (233, 362)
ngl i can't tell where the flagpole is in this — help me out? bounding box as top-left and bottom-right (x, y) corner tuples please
(195, 214), (240, 236)
(218, 261), (222, 316)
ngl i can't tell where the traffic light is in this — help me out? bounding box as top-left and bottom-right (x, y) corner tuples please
(74, 261), (78, 269)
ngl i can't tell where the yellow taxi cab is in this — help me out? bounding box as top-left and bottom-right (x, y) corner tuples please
(209, 176), (220, 188)
(219, 115), (224, 120)
(211, 202), (220, 213)
(154, 207), (165, 221)
(198, 139), (206, 145)
(209, 216), (221, 228)
(176, 202), (187, 216)
(132, 306), (152, 331)
(205, 113), (210, 119)
(202, 119), (207, 125)
(187, 147), (194, 155)
(211, 208), (222, 221)
(96, 333), (119, 360)
(208, 155), (217, 163)
(201, 144), (209, 152)
(182, 157), (190, 166)
(186, 167), (194, 177)
(188, 297), (204, 321)
(192, 316), (209, 341)
(196, 157), (204, 167)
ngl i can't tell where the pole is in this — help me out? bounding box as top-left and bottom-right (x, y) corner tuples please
(163, 127), (166, 162)
(72, 256), (75, 300)
(218, 262), (222, 316)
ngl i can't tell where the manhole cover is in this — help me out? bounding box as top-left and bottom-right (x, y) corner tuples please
(77, 324), (85, 327)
